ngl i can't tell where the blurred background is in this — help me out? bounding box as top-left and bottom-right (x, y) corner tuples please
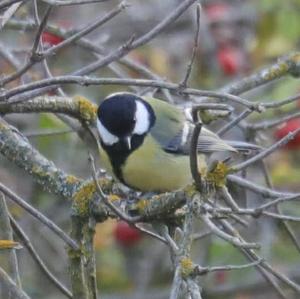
(0, 0), (300, 298)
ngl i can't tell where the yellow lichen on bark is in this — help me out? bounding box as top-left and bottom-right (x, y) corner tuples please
(136, 199), (149, 212)
(206, 161), (231, 187)
(66, 175), (80, 185)
(73, 95), (97, 122)
(180, 257), (194, 278)
(73, 181), (97, 216)
(0, 240), (22, 250)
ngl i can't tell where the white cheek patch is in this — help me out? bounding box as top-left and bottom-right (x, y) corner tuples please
(133, 101), (150, 135)
(181, 122), (190, 146)
(184, 107), (194, 122)
(96, 119), (119, 145)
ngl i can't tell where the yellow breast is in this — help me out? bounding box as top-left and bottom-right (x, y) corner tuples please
(99, 136), (205, 192)
(124, 136), (194, 192)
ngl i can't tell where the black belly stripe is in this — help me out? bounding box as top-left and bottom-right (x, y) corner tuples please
(101, 134), (146, 186)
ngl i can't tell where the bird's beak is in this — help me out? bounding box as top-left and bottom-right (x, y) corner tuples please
(123, 136), (132, 150)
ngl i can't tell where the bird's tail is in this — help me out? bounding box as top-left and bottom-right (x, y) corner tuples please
(197, 128), (261, 154)
(225, 140), (262, 154)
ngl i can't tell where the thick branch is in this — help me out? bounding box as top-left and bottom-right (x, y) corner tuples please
(0, 117), (81, 199)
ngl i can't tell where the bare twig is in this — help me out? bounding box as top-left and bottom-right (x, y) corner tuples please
(193, 259), (262, 276)
(73, 0), (198, 76)
(221, 52), (300, 95)
(42, 1), (128, 58)
(0, 194), (21, 286)
(228, 175), (296, 198)
(0, 6), (53, 86)
(218, 186), (240, 212)
(89, 153), (141, 223)
(0, 266), (31, 299)
(233, 127), (300, 172)
(179, 4), (201, 89)
(200, 213), (259, 249)
(246, 111), (300, 130)
(217, 109), (253, 136)
(0, 182), (79, 250)
(41, 0), (111, 5)
(10, 215), (73, 298)
(2, 77), (262, 111)
(25, 128), (75, 138)
(264, 92), (300, 108)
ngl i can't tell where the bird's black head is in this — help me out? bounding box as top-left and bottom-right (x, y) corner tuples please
(98, 93), (137, 137)
(96, 93), (155, 151)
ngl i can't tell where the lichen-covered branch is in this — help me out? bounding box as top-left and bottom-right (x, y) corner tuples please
(0, 95), (97, 123)
(221, 52), (300, 95)
(0, 117), (81, 199)
(69, 216), (89, 299)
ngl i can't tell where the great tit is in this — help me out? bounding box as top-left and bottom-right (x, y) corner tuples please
(96, 92), (248, 192)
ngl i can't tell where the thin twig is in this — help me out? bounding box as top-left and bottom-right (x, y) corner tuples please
(2, 77), (262, 111)
(220, 219), (288, 299)
(200, 212), (259, 249)
(0, 266), (31, 299)
(228, 175), (297, 198)
(179, 4), (201, 89)
(0, 7), (53, 86)
(218, 186), (240, 212)
(41, 0), (110, 5)
(134, 224), (167, 244)
(25, 128), (75, 138)
(42, 1), (128, 58)
(0, 182), (79, 250)
(73, 0), (198, 76)
(0, 193), (21, 286)
(233, 127), (300, 172)
(89, 153), (141, 223)
(217, 109), (253, 136)
(264, 92), (300, 109)
(10, 215), (73, 299)
(246, 111), (300, 130)
(193, 259), (263, 276)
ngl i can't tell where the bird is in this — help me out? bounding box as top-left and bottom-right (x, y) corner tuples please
(96, 92), (253, 192)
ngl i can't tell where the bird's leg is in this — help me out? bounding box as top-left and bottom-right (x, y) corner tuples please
(125, 190), (142, 217)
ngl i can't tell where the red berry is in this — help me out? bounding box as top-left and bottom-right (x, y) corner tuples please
(205, 3), (230, 22)
(274, 118), (300, 150)
(114, 221), (142, 247)
(41, 31), (64, 46)
(217, 46), (243, 76)
(214, 271), (227, 284)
